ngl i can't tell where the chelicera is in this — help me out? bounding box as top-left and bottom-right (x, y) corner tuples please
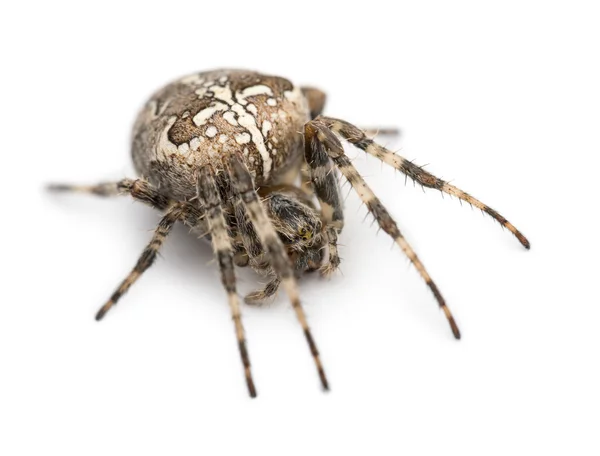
(49, 69), (530, 398)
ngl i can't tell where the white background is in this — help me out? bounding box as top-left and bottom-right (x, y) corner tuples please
(2, 1), (599, 455)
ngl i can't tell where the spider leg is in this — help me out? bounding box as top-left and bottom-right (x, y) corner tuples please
(306, 120), (461, 339)
(233, 187), (281, 304)
(48, 179), (171, 211)
(245, 278), (281, 305)
(244, 247), (323, 305)
(95, 202), (187, 320)
(301, 87), (327, 119)
(319, 116), (530, 249)
(299, 162), (316, 196)
(48, 178), (204, 228)
(197, 165), (257, 398)
(320, 226), (340, 277)
(360, 127), (401, 137)
(226, 152), (329, 390)
(233, 190), (268, 268)
(298, 89), (399, 139)
(304, 122), (344, 276)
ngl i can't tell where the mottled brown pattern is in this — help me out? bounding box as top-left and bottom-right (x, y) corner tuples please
(168, 113), (208, 146)
(226, 70), (294, 95)
(132, 69), (309, 200)
(50, 68), (530, 398)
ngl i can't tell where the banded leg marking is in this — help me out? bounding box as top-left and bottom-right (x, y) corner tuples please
(304, 122), (344, 276)
(245, 278), (281, 305)
(197, 166), (257, 398)
(48, 179), (172, 211)
(226, 152), (329, 390)
(321, 226), (340, 277)
(360, 127), (400, 137)
(308, 120), (461, 339)
(320, 116), (530, 249)
(95, 203), (186, 320)
(48, 178), (204, 228)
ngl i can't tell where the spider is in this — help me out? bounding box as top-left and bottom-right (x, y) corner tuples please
(49, 69), (530, 398)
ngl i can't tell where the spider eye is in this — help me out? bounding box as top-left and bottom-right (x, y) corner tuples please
(298, 227), (312, 240)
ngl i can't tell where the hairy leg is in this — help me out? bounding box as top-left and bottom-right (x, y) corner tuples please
(240, 188), (325, 305)
(319, 116), (530, 249)
(226, 152), (329, 390)
(299, 162), (315, 196)
(233, 191), (268, 271)
(298, 89), (399, 138)
(301, 87), (327, 119)
(50, 176), (253, 395)
(306, 119), (461, 339)
(95, 202), (188, 320)
(319, 226), (340, 277)
(360, 127), (401, 137)
(48, 178), (204, 228)
(48, 179), (171, 211)
(245, 278), (281, 304)
(244, 245), (325, 305)
(197, 165), (256, 398)
(304, 122), (344, 276)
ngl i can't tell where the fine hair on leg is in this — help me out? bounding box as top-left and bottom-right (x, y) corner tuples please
(48, 178), (205, 228)
(48, 179), (172, 211)
(306, 119), (461, 339)
(319, 116), (530, 249)
(245, 278), (281, 305)
(95, 202), (187, 320)
(197, 165), (257, 398)
(226, 152), (329, 390)
(304, 123), (344, 276)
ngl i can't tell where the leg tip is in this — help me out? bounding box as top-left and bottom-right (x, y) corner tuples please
(516, 233), (530, 250)
(95, 303), (111, 321)
(247, 379), (257, 398)
(450, 319), (461, 340)
(441, 305), (461, 340)
(46, 183), (69, 193)
(319, 372), (330, 391)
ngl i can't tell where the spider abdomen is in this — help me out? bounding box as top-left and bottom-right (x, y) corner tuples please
(132, 69), (310, 200)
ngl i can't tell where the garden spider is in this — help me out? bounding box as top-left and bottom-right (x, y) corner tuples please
(49, 69), (529, 397)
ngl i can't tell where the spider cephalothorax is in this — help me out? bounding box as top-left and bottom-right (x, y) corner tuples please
(49, 69), (529, 398)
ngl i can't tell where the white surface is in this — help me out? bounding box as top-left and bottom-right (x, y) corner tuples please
(2, 1), (599, 455)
